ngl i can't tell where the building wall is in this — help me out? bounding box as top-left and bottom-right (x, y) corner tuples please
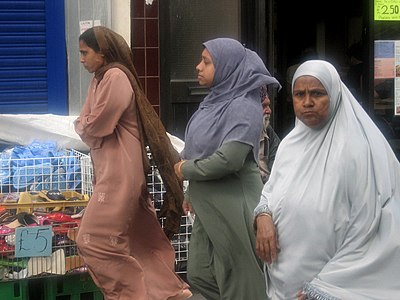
(131, 0), (160, 114)
(65, 0), (132, 115)
(112, 0), (131, 45)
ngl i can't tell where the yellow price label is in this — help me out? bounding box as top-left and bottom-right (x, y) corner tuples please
(375, 0), (400, 20)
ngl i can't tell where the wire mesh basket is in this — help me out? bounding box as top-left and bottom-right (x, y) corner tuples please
(145, 163), (191, 274)
(0, 149), (91, 196)
(0, 148), (90, 281)
(0, 222), (83, 281)
(0, 147), (191, 280)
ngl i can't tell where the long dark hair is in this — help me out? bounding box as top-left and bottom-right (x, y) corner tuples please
(79, 27), (100, 52)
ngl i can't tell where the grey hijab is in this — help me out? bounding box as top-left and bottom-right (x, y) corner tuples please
(182, 38), (280, 161)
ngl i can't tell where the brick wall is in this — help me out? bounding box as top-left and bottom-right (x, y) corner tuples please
(131, 0), (160, 114)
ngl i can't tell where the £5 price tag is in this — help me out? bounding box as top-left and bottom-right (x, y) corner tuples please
(15, 226), (52, 258)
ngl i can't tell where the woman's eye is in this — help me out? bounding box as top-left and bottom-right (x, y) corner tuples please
(294, 92), (303, 97)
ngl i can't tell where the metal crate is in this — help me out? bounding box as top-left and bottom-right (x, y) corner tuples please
(0, 221), (83, 281)
(145, 164), (191, 274)
(0, 148), (90, 281)
(0, 147), (190, 280)
(0, 148), (91, 196)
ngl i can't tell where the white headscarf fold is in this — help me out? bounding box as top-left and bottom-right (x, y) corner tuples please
(257, 60), (400, 299)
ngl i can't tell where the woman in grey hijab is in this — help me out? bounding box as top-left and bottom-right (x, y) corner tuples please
(254, 60), (400, 299)
(174, 38), (280, 299)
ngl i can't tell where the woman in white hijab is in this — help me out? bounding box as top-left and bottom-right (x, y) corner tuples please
(254, 60), (400, 299)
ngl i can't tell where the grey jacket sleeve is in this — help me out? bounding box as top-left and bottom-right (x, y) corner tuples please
(181, 141), (252, 181)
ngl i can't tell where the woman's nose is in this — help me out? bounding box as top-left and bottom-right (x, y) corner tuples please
(196, 62), (202, 71)
(303, 94), (313, 106)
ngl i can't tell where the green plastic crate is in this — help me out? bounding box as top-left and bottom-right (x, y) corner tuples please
(25, 273), (103, 300)
(0, 279), (29, 300)
(43, 273), (103, 300)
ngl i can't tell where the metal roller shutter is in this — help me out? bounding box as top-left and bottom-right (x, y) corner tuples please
(0, 0), (67, 114)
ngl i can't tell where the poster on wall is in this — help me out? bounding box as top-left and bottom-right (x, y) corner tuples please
(374, 40), (400, 115)
(396, 41), (400, 115)
(79, 20), (102, 34)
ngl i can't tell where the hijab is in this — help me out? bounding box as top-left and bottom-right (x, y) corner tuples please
(91, 26), (184, 239)
(259, 60), (400, 299)
(182, 38), (280, 162)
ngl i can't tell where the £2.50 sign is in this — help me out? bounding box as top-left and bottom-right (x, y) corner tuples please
(375, 0), (400, 20)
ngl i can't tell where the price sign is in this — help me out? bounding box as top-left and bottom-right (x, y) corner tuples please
(15, 226), (52, 258)
(375, 0), (400, 20)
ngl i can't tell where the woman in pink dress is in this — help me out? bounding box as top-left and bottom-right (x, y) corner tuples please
(74, 26), (191, 300)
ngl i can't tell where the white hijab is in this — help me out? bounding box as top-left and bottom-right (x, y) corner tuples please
(257, 60), (400, 299)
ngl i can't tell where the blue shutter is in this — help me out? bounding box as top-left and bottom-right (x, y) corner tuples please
(0, 0), (67, 114)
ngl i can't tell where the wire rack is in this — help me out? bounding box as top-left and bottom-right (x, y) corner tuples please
(0, 148), (190, 280)
(0, 222), (83, 281)
(0, 149), (91, 196)
(145, 163), (191, 274)
(0, 148), (90, 281)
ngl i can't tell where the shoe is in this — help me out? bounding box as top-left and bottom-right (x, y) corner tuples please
(46, 190), (66, 200)
(27, 249), (66, 277)
(5, 212), (39, 228)
(167, 289), (193, 300)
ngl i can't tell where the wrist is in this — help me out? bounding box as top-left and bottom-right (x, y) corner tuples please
(256, 212), (272, 219)
(254, 203), (273, 219)
(254, 205), (273, 232)
(177, 160), (186, 179)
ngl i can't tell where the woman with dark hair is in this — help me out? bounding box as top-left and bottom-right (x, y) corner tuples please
(75, 26), (191, 300)
(174, 38), (281, 299)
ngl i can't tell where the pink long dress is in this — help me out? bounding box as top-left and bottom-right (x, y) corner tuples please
(74, 67), (188, 300)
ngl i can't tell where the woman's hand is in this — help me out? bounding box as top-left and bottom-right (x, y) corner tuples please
(296, 290), (307, 300)
(174, 160), (186, 181)
(255, 214), (280, 264)
(182, 199), (196, 224)
(182, 200), (194, 215)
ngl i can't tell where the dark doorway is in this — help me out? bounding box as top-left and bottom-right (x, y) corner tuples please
(274, 0), (367, 137)
(159, 0), (242, 140)
(159, 0), (368, 140)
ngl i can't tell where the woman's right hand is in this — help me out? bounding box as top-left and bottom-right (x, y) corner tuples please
(174, 160), (186, 181)
(182, 200), (194, 215)
(296, 290), (307, 300)
(255, 214), (280, 264)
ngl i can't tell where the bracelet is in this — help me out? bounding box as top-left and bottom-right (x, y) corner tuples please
(254, 203), (273, 217)
(253, 212), (272, 231)
(257, 212), (272, 219)
(178, 160), (185, 175)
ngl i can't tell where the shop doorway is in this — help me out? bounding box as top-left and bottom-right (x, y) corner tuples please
(159, 0), (269, 140)
(159, 0), (368, 140)
(274, 0), (367, 136)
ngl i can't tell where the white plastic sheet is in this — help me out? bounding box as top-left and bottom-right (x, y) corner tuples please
(0, 114), (184, 153)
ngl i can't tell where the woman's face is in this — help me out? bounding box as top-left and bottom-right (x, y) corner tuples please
(293, 75), (330, 128)
(196, 48), (215, 87)
(79, 40), (105, 73)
